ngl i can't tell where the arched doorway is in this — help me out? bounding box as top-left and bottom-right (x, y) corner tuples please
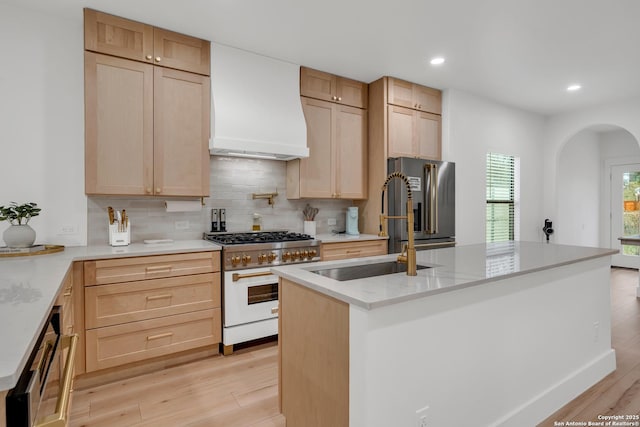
(556, 125), (640, 266)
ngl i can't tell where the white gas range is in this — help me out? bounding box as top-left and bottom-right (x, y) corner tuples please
(203, 231), (320, 355)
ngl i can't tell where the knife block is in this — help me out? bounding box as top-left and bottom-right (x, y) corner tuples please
(109, 222), (131, 246)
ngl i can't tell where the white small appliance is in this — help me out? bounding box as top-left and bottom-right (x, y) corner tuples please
(346, 207), (359, 236)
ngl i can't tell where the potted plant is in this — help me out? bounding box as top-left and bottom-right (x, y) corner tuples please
(0, 202), (41, 248)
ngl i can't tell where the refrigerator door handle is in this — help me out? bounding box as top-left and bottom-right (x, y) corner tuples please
(425, 164), (438, 234)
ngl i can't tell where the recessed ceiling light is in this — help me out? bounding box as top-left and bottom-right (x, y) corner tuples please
(567, 84), (582, 92)
(430, 57), (445, 65)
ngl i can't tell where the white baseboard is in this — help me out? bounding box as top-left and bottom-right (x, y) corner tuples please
(494, 349), (616, 427)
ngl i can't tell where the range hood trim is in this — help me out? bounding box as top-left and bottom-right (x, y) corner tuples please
(210, 136), (309, 160)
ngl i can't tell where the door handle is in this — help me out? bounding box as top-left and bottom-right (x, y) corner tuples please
(425, 164), (438, 234)
(232, 271), (273, 282)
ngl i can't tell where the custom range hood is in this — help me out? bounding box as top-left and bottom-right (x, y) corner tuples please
(210, 43), (308, 160)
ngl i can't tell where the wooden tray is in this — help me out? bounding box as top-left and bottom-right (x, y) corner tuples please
(0, 245), (65, 258)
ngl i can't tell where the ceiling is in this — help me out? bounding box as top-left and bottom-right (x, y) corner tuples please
(5, 0), (640, 116)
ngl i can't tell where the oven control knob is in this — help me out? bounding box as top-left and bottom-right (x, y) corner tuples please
(283, 251), (291, 262)
(242, 255), (252, 266)
(268, 252), (277, 262)
(231, 255), (241, 267)
(309, 249), (317, 257)
(258, 253), (268, 264)
(292, 251), (300, 260)
(301, 250), (309, 259)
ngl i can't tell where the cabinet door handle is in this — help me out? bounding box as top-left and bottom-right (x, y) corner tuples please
(155, 56), (162, 62)
(337, 97), (342, 101)
(145, 55), (152, 60)
(147, 332), (173, 341)
(146, 294), (172, 301)
(271, 306), (279, 314)
(332, 96), (337, 101)
(156, 187), (161, 194)
(146, 187), (152, 194)
(146, 265), (173, 273)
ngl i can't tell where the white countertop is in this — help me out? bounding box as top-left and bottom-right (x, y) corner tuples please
(0, 240), (221, 391)
(271, 241), (617, 310)
(315, 233), (387, 243)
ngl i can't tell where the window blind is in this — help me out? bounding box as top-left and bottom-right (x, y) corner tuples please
(486, 153), (515, 242)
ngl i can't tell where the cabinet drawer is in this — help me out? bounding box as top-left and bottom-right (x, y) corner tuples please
(85, 308), (221, 372)
(84, 252), (220, 285)
(320, 240), (387, 261)
(85, 273), (221, 329)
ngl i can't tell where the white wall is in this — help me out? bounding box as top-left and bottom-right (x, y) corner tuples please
(0, 4), (86, 246)
(544, 97), (640, 228)
(556, 130), (600, 246)
(443, 89), (546, 245)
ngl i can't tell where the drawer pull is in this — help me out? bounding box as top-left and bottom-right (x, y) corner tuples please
(145, 265), (173, 273)
(147, 332), (173, 341)
(346, 250), (361, 254)
(146, 294), (172, 301)
(271, 306), (279, 314)
(63, 291), (72, 297)
(232, 271), (273, 282)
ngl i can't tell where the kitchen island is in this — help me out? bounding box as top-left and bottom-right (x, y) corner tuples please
(272, 241), (617, 427)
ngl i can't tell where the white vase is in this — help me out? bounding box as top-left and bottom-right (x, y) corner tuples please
(3, 224), (36, 248)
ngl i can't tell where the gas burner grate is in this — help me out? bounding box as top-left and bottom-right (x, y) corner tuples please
(205, 231), (313, 245)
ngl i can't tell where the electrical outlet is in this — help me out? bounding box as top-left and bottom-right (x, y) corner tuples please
(328, 218), (337, 226)
(175, 220), (189, 230)
(593, 321), (600, 342)
(416, 405), (429, 427)
(59, 224), (77, 234)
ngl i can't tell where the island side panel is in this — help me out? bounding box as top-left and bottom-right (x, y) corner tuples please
(279, 278), (349, 427)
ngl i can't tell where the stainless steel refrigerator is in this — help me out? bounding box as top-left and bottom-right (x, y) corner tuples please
(387, 157), (455, 253)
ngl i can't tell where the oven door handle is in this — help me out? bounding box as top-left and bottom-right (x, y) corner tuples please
(232, 271), (274, 282)
(35, 333), (78, 427)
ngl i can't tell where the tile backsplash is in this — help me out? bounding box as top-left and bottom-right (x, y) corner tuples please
(88, 156), (353, 245)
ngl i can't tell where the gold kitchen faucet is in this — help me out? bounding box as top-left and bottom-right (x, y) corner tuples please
(379, 172), (417, 276)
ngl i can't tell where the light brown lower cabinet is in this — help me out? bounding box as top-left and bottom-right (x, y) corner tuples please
(81, 251), (222, 374)
(85, 308), (221, 372)
(320, 239), (387, 261)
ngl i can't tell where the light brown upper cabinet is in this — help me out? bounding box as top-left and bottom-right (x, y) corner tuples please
(388, 105), (441, 160)
(84, 10), (211, 197)
(288, 67), (367, 200)
(387, 77), (441, 114)
(354, 77), (442, 234)
(300, 67), (368, 109)
(287, 97), (367, 200)
(84, 8), (210, 76)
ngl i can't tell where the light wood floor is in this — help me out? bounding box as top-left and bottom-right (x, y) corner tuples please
(69, 268), (640, 426)
(539, 267), (640, 425)
(69, 341), (285, 427)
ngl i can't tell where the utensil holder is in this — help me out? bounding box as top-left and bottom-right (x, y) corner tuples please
(303, 220), (316, 238)
(109, 222), (131, 246)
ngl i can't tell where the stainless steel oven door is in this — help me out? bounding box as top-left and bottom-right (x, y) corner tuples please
(224, 266), (279, 327)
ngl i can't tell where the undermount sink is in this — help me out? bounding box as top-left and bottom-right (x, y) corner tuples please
(310, 261), (430, 281)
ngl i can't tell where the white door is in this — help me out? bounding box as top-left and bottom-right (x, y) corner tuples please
(611, 164), (640, 267)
